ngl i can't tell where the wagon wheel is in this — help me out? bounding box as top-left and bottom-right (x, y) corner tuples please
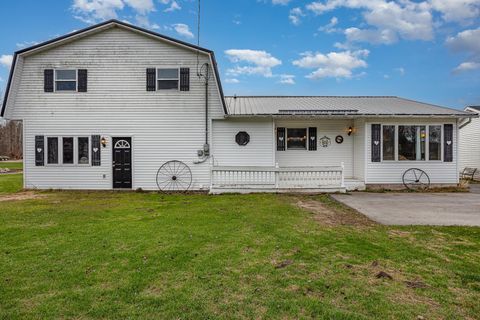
(402, 168), (430, 191)
(156, 160), (192, 193)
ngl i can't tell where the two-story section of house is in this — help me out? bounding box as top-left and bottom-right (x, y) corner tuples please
(1, 20), (226, 191)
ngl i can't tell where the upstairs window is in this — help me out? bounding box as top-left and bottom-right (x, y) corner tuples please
(55, 69), (77, 91)
(157, 68), (179, 90)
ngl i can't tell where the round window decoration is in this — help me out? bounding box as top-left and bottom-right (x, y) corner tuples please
(235, 131), (250, 146)
(335, 135), (344, 144)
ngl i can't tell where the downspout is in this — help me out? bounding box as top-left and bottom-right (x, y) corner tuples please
(204, 64), (209, 152)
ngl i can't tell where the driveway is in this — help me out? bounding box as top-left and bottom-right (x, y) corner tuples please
(332, 185), (480, 226)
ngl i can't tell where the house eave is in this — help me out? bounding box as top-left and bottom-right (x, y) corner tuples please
(223, 113), (478, 119)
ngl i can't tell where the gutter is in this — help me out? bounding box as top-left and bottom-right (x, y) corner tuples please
(224, 113), (479, 119)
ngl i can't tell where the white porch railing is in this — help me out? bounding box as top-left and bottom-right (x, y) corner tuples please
(210, 163), (345, 192)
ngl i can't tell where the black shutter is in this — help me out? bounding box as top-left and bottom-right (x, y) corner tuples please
(91, 135), (101, 166)
(308, 127), (317, 151)
(78, 69), (88, 92)
(44, 69), (54, 92)
(371, 124), (381, 162)
(444, 124), (453, 162)
(180, 68), (190, 91)
(277, 127), (286, 151)
(146, 68), (156, 91)
(35, 135), (45, 166)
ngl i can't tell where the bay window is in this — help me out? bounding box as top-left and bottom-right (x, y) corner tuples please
(378, 124), (445, 162)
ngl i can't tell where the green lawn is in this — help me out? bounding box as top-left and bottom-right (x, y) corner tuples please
(0, 177), (479, 319)
(0, 173), (23, 194)
(0, 161), (23, 170)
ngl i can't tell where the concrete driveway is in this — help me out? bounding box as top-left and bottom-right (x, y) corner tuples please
(332, 185), (480, 226)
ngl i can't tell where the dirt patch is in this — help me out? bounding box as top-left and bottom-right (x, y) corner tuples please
(0, 191), (45, 202)
(296, 197), (375, 227)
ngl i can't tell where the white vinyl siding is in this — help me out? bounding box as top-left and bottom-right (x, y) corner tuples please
(275, 119), (355, 178)
(212, 119), (274, 167)
(365, 118), (459, 184)
(459, 109), (480, 171)
(8, 26), (224, 190)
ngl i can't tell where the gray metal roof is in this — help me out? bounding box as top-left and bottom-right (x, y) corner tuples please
(224, 96), (473, 117)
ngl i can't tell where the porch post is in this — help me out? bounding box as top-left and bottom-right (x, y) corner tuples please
(341, 162), (345, 188)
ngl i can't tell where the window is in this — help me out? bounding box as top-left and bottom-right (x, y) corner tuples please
(157, 68), (179, 90)
(47, 137), (59, 164)
(382, 125), (395, 160)
(55, 69), (77, 91)
(398, 126), (426, 161)
(429, 125), (442, 161)
(78, 137), (89, 165)
(63, 137), (74, 164)
(287, 128), (307, 150)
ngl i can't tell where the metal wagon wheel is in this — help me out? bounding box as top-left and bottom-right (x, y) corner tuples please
(402, 168), (430, 191)
(156, 160), (192, 193)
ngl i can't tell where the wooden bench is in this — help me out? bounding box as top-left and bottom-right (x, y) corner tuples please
(461, 167), (478, 180)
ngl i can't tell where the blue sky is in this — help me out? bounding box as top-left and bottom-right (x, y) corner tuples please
(0, 0), (479, 109)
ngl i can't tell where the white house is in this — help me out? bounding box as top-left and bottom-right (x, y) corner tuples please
(459, 106), (480, 177)
(1, 20), (475, 193)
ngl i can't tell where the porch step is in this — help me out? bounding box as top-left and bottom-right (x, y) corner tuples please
(209, 186), (347, 194)
(344, 179), (366, 191)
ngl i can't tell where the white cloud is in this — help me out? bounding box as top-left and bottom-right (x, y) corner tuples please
(307, 0), (435, 44)
(289, 7), (305, 26)
(279, 74), (296, 84)
(123, 0), (154, 14)
(72, 0), (125, 22)
(453, 62), (480, 73)
(135, 15), (159, 29)
(319, 16), (339, 33)
(446, 28), (480, 55)
(16, 41), (39, 49)
(225, 49), (282, 77)
(0, 55), (13, 68)
(395, 67), (405, 76)
(225, 78), (240, 84)
(446, 28), (480, 73)
(429, 0), (480, 25)
(345, 27), (398, 44)
(72, 0), (158, 25)
(272, 0), (292, 5)
(162, 0), (181, 12)
(172, 24), (194, 38)
(293, 49), (369, 79)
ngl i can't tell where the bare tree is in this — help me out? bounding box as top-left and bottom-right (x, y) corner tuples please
(0, 88), (23, 159)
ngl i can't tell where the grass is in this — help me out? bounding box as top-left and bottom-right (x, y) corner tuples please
(0, 178), (479, 319)
(0, 173), (23, 194)
(0, 161), (23, 170)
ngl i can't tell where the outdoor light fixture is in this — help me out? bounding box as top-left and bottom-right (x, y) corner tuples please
(101, 137), (108, 148)
(348, 127), (353, 136)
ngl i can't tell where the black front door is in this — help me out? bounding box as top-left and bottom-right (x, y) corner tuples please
(112, 137), (132, 189)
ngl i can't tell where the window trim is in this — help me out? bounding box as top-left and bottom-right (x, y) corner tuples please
(378, 124), (445, 162)
(286, 128), (308, 151)
(43, 135), (92, 167)
(54, 69), (78, 92)
(156, 67), (180, 91)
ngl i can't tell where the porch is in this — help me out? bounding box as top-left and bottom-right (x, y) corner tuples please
(209, 164), (365, 194)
